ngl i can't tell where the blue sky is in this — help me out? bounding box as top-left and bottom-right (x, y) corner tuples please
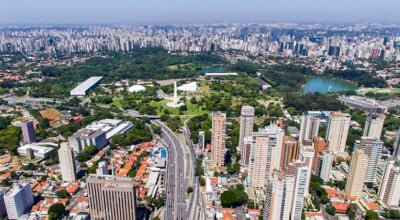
(0, 0), (399, 24)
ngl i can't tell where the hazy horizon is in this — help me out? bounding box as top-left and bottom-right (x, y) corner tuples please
(1, 0), (400, 25)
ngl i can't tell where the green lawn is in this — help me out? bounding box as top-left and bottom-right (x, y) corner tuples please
(166, 63), (196, 71)
(150, 99), (210, 116)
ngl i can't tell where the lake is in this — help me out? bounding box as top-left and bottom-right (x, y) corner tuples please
(303, 77), (356, 94)
(198, 66), (227, 73)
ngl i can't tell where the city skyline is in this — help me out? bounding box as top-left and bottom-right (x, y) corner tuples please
(1, 0), (400, 25)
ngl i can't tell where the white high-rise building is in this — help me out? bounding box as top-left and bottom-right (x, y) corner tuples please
(4, 183), (34, 219)
(378, 160), (400, 207)
(345, 149), (369, 199)
(239, 105), (255, 152)
(316, 151), (334, 182)
(264, 160), (310, 220)
(247, 124), (284, 188)
(363, 114), (385, 139)
(290, 165), (309, 220)
(298, 143), (314, 197)
(96, 161), (109, 176)
(393, 129), (400, 161)
(354, 137), (383, 183)
(326, 112), (351, 152)
(264, 152), (312, 220)
(264, 171), (295, 220)
(299, 115), (320, 143)
(58, 144), (77, 182)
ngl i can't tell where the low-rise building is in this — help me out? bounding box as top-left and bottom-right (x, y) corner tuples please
(17, 142), (57, 159)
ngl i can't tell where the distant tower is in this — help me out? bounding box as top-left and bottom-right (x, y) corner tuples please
(239, 105), (255, 153)
(345, 149), (369, 199)
(211, 112), (226, 168)
(58, 144), (77, 182)
(299, 115), (320, 143)
(21, 121), (36, 144)
(363, 113), (385, 139)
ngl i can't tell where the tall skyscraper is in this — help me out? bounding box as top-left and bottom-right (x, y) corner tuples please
(298, 142), (314, 197)
(316, 151), (334, 182)
(198, 131), (205, 149)
(378, 160), (400, 207)
(4, 183), (34, 219)
(58, 144), (77, 182)
(326, 112), (351, 152)
(264, 171), (295, 220)
(87, 175), (136, 220)
(20, 121), (36, 144)
(211, 112), (226, 168)
(247, 124), (284, 188)
(280, 136), (298, 169)
(312, 137), (327, 172)
(239, 105), (255, 152)
(393, 129), (400, 161)
(264, 152), (313, 220)
(345, 150), (369, 199)
(354, 137), (383, 183)
(299, 115), (320, 143)
(363, 114), (385, 139)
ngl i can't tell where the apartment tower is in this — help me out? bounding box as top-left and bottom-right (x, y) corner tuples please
(239, 105), (255, 152)
(247, 124), (284, 188)
(21, 121), (36, 144)
(354, 137), (383, 183)
(211, 112), (226, 168)
(345, 149), (369, 199)
(363, 113), (385, 139)
(312, 137), (328, 172)
(326, 112), (351, 152)
(316, 151), (334, 182)
(378, 160), (400, 207)
(299, 115), (320, 143)
(280, 136), (298, 169)
(58, 144), (77, 181)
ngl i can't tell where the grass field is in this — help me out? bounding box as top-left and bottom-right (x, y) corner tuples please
(166, 63), (196, 71)
(150, 99), (210, 116)
(39, 108), (64, 120)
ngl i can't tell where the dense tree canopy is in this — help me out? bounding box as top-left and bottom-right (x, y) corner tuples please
(220, 188), (248, 208)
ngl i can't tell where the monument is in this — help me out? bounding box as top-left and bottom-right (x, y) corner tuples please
(166, 81), (185, 108)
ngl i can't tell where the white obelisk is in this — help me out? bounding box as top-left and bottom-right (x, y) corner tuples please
(173, 81), (178, 106)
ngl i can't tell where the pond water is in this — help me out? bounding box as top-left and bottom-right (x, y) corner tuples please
(198, 66), (227, 73)
(303, 77), (356, 94)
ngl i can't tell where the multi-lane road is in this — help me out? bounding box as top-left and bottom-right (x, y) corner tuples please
(123, 108), (201, 220)
(153, 120), (191, 220)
